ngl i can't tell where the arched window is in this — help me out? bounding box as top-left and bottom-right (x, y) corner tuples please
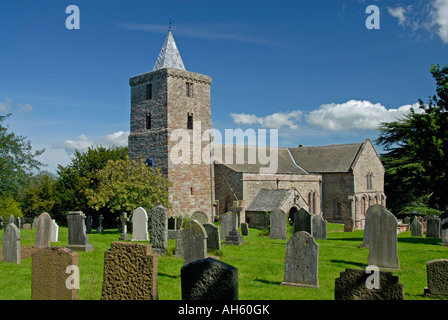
(333, 198), (342, 219)
(361, 196), (367, 216)
(367, 173), (374, 190)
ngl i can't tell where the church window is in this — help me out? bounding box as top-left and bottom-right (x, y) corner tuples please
(146, 83), (152, 100)
(333, 198), (342, 219)
(187, 113), (193, 130)
(145, 113), (151, 130)
(367, 173), (373, 190)
(186, 82), (193, 97)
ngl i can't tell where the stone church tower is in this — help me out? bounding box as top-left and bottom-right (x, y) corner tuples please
(128, 29), (213, 219)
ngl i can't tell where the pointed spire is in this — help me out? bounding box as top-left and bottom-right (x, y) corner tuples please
(153, 25), (186, 71)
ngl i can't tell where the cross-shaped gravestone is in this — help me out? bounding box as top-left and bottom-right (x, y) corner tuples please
(97, 214), (104, 233)
(119, 212), (130, 240)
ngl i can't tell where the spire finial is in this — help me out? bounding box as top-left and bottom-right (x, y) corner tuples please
(169, 18), (172, 32)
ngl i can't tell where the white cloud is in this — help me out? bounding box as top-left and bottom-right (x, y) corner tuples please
(0, 98), (12, 113)
(388, 6), (408, 26)
(230, 110), (302, 130)
(53, 131), (130, 155)
(305, 100), (421, 131)
(16, 102), (33, 114)
(432, 0), (448, 43)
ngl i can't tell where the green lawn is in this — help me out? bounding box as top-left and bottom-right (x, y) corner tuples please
(0, 223), (447, 300)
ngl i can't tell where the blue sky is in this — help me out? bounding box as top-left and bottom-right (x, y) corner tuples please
(1, 0), (447, 173)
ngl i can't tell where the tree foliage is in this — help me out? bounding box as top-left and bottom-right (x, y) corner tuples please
(19, 171), (57, 218)
(86, 157), (172, 214)
(0, 194), (23, 222)
(377, 64), (448, 213)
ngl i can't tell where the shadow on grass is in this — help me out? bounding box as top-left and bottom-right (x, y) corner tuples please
(330, 259), (366, 268)
(158, 272), (180, 279)
(254, 278), (282, 286)
(398, 237), (442, 245)
(93, 230), (120, 235)
(327, 237), (364, 242)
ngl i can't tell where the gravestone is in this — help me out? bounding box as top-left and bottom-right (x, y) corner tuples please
(181, 258), (238, 300)
(149, 205), (168, 255)
(32, 217), (38, 229)
(132, 207), (149, 241)
(312, 214), (327, 240)
(7, 215), (14, 226)
(410, 217), (423, 237)
(86, 215), (92, 234)
(223, 211), (244, 246)
(335, 268), (404, 300)
(182, 220), (207, 265)
(51, 219), (59, 242)
(66, 211), (94, 252)
(23, 223), (31, 230)
(14, 216), (21, 229)
(241, 222), (250, 236)
(102, 241), (158, 300)
(367, 205), (399, 270)
(191, 211), (208, 225)
(426, 216), (440, 238)
(2, 223), (21, 264)
(293, 208), (312, 235)
(361, 206), (375, 248)
(270, 208), (287, 240)
(97, 214), (104, 233)
(31, 247), (79, 300)
(441, 210), (448, 247)
(175, 230), (184, 257)
(119, 212), (130, 241)
(220, 211), (233, 240)
(423, 259), (448, 296)
(343, 217), (354, 232)
(203, 223), (221, 251)
(35, 212), (52, 248)
(282, 231), (319, 288)
(403, 216), (411, 225)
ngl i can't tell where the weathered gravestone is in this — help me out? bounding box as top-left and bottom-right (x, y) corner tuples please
(203, 223), (221, 251)
(2, 223), (20, 264)
(119, 212), (130, 240)
(182, 220), (207, 265)
(220, 211), (233, 240)
(344, 217), (354, 232)
(23, 223), (31, 230)
(97, 214), (104, 233)
(293, 208), (312, 235)
(241, 222), (250, 236)
(312, 214), (327, 240)
(191, 211), (209, 225)
(223, 211), (244, 246)
(31, 247), (79, 300)
(14, 216), (21, 229)
(403, 216), (411, 225)
(282, 231), (319, 288)
(181, 257), (238, 300)
(66, 211), (94, 252)
(175, 230), (184, 257)
(335, 268), (404, 300)
(270, 208), (287, 240)
(423, 259), (448, 297)
(102, 241), (158, 300)
(51, 219), (59, 242)
(410, 217), (423, 237)
(7, 215), (14, 226)
(132, 207), (149, 241)
(367, 205), (399, 270)
(86, 215), (92, 234)
(149, 205), (168, 255)
(426, 215), (440, 238)
(35, 212), (52, 248)
(361, 205), (376, 248)
(441, 210), (448, 247)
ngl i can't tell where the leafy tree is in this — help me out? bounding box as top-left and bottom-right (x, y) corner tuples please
(0, 194), (23, 222)
(19, 171), (57, 219)
(377, 64), (448, 213)
(86, 157), (171, 217)
(0, 113), (45, 197)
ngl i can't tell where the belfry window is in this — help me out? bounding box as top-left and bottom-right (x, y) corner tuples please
(146, 113), (151, 130)
(186, 82), (193, 97)
(146, 83), (152, 100)
(187, 113), (193, 130)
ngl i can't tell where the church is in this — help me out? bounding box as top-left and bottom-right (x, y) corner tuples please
(128, 29), (386, 230)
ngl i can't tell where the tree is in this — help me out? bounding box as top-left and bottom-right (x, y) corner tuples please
(86, 157), (171, 217)
(0, 113), (45, 197)
(377, 64), (448, 213)
(19, 171), (57, 219)
(0, 194), (23, 222)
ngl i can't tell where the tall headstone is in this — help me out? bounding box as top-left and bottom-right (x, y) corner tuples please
(175, 229), (184, 257)
(223, 211), (244, 246)
(14, 216), (21, 229)
(182, 220), (207, 265)
(102, 241), (158, 300)
(367, 205), (399, 270)
(119, 212), (130, 240)
(410, 217), (423, 237)
(191, 211), (208, 225)
(361, 206), (374, 247)
(270, 208), (287, 240)
(132, 207), (149, 241)
(181, 258), (238, 300)
(66, 211), (94, 252)
(335, 268), (404, 300)
(203, 223), (221, 251)
(97, 214), (104, 233)
(312, 214), (327, 240)
(7, 215), (14, 226)
(86, 215), (92, 234)
(282, 231), (319, 288)
(423, 259), (448, 296)
(2, 223), (21, 264)
(31, 247), (79, 300)
(293, 208), (312, 235)
(51, 219), (59, 242)
(441, 210), (448, 247)
(149, 205), (168, 255)
(35, 212), (52, 248)
(241, 222), (250, 236)
(426, 216), (440, 238)
(220, 211), (233, 240)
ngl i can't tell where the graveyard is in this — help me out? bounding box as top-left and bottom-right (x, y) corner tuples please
(0, 216), (447, 300)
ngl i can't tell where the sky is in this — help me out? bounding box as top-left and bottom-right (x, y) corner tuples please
(1, 0), (448, 174)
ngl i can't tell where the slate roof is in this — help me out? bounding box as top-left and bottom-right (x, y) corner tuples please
(153, 30), (186, 71)
(287, 142), (364, 173)
(246, 188), (295, 212)
(212, 144), (308, 175)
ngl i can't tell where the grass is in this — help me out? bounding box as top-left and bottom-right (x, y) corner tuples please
(0, 222), (447, 300)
